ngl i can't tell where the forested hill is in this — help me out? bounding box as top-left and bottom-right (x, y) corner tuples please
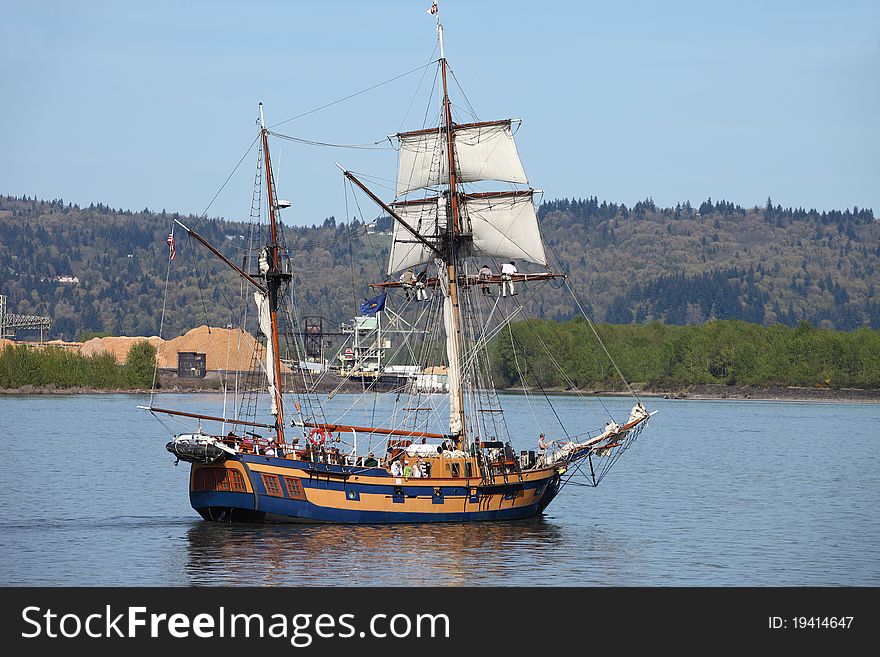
(537, 197), (878, 329)
(0, 194), (877, 341)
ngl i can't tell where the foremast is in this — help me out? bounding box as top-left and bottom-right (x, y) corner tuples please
(156, 105), (290, 443)
(258, 103), (288, 443)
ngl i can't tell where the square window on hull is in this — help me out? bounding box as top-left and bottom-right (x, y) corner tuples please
(193, 467), (247, 493)
(283, 476), (307, 500)
(261, 474), (283, 497)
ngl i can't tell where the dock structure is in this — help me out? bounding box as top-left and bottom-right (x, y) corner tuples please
(0, 295), (52, 342)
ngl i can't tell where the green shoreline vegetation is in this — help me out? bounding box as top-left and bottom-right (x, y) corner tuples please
(2, 321), (878, 394)
(0, 341), (156, 390)
(491, 319), (880, 391)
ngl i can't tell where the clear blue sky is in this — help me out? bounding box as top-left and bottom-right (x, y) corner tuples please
(2, 1), (878, 226)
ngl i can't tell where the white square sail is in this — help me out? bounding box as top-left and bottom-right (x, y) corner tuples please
(462, 191), (547, 266)
(396, 120), (528, 195)
(387, 196), (448, 274)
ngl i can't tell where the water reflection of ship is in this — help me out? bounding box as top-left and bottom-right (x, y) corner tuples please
(183, 519), (571, 586)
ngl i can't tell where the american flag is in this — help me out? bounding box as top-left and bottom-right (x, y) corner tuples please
(167, 232), (176, 260)
(428, 2), (438, 15)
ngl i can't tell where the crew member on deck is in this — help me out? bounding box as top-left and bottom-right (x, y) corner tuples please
(501, 261), (518, 297)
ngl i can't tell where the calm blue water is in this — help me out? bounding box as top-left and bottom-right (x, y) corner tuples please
(0, 393), (877, 586)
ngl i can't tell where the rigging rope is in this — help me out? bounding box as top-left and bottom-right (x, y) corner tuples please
(505, 288), (615, 421)
(505, 321), (572, 440)
(541, 236), (642, 404)
(346, 178), (386, 277)
(193, 134), (260, 231)
(326, 299), (450, 454)
(465, 273), (510, 445)
(149, 222), (176, 408)
(506, 323), (543, 437)
(442, 37), (505, 123)
(269, 61), (439, 129)
(192, 242), (215, 333)
(345, 170), (399, 195)
(345, 181), (359, 314)
(447, 66), (479, 122)
(563, 277), (641, 403)
(398, 42), (439, 133)
(268, 130), (393, 150)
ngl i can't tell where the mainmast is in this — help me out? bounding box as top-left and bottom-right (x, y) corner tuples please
(344, 5), (543, 448)
(259, 103), (287, 444)
(436, 19), (467, 447)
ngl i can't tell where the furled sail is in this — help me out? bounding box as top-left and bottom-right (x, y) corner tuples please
(439, 269), (463, 436)
(461, 191), (547, 266)
(387, 196), (448, 275)
(396, 120), (528, 195)
(253, 291), (278, 416)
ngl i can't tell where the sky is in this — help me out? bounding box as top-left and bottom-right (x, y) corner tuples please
(2, 0), (878, 226)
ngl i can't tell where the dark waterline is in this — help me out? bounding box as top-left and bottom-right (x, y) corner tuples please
(0, 393), (877, 586)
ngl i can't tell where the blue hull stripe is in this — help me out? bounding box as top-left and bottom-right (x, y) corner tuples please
(285, 479), (538, 497)
(190, 491), (549, 524)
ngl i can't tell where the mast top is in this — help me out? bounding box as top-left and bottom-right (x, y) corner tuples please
(437, 21), (444, 61)
(431, 2), (444, 60)
(259, 102), (265, 130)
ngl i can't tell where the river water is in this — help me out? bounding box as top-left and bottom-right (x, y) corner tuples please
(0, 393), (877, 586)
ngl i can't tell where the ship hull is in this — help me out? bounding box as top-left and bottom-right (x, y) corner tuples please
(188, 455), (562, 524)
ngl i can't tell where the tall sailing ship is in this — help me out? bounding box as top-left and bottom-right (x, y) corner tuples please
(149, 7), (653, 523)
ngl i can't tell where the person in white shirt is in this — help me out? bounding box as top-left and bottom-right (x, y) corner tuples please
(415, 268), (430, 301)
(500, 261), (518, 297)
(390, 458), (403, 478)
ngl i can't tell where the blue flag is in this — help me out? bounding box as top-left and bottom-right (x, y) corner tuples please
(360, 291), (387, 315)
